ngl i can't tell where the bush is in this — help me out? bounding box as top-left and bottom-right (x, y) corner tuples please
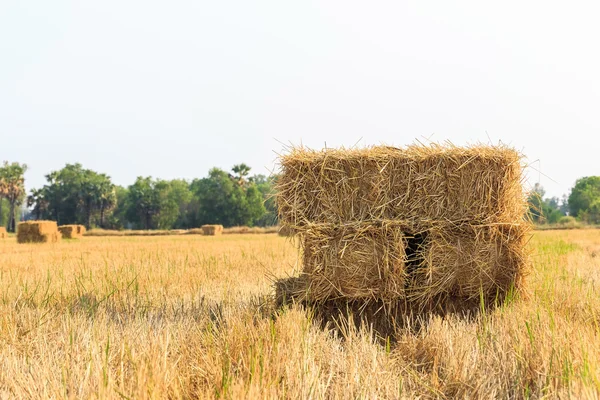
(558, 216), (577, 225)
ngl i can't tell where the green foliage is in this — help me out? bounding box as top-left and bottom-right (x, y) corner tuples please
(167, 179), (193, 229)
(192, 167), (266, 227)
(527, 183), (566, 225)
(568, 176), (600, 218)
(125, 177), (189, 230)
(558, 216), (577, 226)
(253, 174), (278, 227)
(25, 162), (277, 230)
(547, 209), (564, 224)
(27, 164), (116, 228)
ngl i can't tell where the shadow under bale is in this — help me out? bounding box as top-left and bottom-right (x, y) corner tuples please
(275, 276), (486, 340)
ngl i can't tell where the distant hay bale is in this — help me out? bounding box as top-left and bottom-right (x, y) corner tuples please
(201, 224), (224, 236)
(17, 221), (61, 244)
(275, 144), (530, 315)
(58, 225), (86, 239)
(0, 227), (7, 239)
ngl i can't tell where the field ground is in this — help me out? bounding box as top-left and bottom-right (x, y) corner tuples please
(1, 231), (599, 399)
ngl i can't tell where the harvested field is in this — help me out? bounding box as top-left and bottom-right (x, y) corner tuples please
(0, 232), (598, 398)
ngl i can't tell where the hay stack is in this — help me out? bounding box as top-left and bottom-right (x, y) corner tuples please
(0, 227), (7, 239)
(17, 221), (61, 243)
(276, 144), (530, 312)
(201, 224), (224, 236)
(58, 225), (86, 239)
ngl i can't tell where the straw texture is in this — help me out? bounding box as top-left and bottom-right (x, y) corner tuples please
(276, 143), (530, 312)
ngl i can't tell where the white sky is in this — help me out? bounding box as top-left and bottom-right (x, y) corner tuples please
(1, 1), (599, 199)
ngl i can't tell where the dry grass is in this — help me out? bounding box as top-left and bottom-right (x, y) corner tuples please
(0, 231), (599, 398)
(0, 227), (7, 239)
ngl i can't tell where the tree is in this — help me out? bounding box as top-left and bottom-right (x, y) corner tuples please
(527, 183), (547, 223)
(568, 177), (600, 218)
(253, 174), (278, 226)
(527, 183), (566, 224)
(125, 177), (181, 229)
(231, 163), (251, 186)
(167, 179), (193, 229)
(27, 164), (116, 228)
(0, 162), (28, 232)
(126, 177), (160, 229)
(193, 167), (266, 227)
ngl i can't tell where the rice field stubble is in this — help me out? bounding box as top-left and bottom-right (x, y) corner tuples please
(0, 231), (599, 399)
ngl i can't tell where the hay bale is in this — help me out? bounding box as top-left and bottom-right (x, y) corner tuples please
(17, 221), (61, 243)
(58, 224), (86, 239)
(201, 224), (224, 236)
(0, 227), (7, 239)
(277, 144), (524, 229)
(275, 144), (530, 313)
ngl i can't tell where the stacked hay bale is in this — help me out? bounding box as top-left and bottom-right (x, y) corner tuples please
(275, 144), (530, 315)
(0, 227), (7, 239)
(17, 221), (61, 243)
(201, 224), (224, 236)
(58, 225), (86, 239)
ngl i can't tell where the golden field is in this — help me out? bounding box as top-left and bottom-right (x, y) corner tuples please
(0, 231), (599, 399)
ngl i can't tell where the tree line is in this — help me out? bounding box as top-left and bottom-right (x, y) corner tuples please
(1, 162), (276, 232)
(3, 159), (600, 231)
(527, 177), (600, 224)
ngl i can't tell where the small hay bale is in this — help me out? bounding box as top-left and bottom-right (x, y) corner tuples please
(17, 221), (61, 244)
(0, 227), (7, 239)
(275, 143), (530, 316)
(201, 224), (224, 236)
(58, 225), (86, 239)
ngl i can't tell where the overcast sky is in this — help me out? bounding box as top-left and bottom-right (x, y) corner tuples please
(1, 1), (599, 199)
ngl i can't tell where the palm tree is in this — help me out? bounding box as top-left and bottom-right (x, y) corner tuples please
(2, 162), (27, 232)
(231, 163), (251, 186)
(0, 173), (8, 228)
(98, 178), (117, 228)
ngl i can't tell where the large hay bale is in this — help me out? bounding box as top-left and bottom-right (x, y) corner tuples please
(58, 224), (86, 239)
(275, 144), (530, 313)
(0, 227), (7, 239)
(17, 221), (61, 244)
(277, 144), (524, 229)
(201, 224), (224, 236)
